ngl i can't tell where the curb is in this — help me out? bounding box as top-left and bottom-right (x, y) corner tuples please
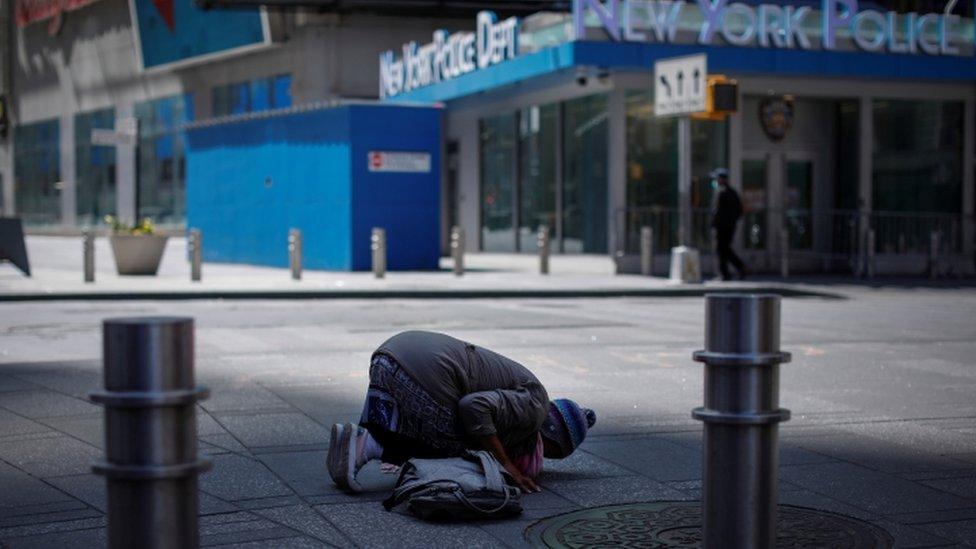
(0, 285), (845, 302)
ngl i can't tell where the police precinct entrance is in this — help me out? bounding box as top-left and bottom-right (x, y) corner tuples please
(382, 0), (975, 276)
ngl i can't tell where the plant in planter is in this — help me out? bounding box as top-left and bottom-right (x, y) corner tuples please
(105, 216), (169, 275)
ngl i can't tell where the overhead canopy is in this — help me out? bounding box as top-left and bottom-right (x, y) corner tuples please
(197, 0), (570, 16)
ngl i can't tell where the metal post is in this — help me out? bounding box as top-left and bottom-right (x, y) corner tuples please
(83, 231), (95, 283)
(640, 226), (653, 276)
(538, 225), (550, 275)
(372, 228), (386, 279)
(188, 229), (202, 282)
(289, 229), (302, 281)
(866, 229), (876, 279)
(451, 226), (464, 276)
(780, 227), (789, 278)
(693, 294), (792, 549)
(929, 230), (941, 279)
(90, 317), (211, 549)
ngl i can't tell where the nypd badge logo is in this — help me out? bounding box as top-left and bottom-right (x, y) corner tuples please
(759, 95), (794, 142)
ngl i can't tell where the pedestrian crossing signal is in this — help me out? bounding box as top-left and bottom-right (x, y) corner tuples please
(692, 76), (738, 121)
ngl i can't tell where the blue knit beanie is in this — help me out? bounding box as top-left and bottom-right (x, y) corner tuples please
(541, 399), (596, 459)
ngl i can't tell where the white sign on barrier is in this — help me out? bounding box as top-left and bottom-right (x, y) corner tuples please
(654, 54), (707, 117)
(368, 151), (432, 173)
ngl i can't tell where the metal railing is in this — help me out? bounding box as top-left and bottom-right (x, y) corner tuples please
(615, 206), (974, 274)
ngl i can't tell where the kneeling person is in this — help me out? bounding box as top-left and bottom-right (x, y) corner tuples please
(327, 330), (595, 494)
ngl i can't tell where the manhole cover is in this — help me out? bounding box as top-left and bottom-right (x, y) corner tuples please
(525, 501), (893, 548)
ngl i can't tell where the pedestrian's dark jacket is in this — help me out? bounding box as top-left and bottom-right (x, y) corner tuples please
(374, 331), (549, 452)
(712, 185), (743, 232)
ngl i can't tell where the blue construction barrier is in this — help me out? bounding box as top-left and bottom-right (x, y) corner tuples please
(185, 104), (442, 271)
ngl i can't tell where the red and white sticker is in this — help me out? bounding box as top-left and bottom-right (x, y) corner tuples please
(367, 151), (431, 173)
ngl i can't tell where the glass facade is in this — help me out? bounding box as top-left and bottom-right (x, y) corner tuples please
(212, 74), (292, 117)
(14, 119), (61, 226)
(74, 109), (116, 226)
(479, 93), (608, 254)
(480, 112), (517, 252)
(563, 94), (608, 253)
(873, 100), (963, 213)
(135, 95), (194, 225)
(518, 104), (557, 252)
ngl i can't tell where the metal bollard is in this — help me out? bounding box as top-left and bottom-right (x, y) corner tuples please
(188, 229), (202, 282)
(693, 294), (792, 549)
(640, 226), (653, 276)
(929, 230), (941, 279)
(451, 226), (465, 276)
(83, 231), (95, 283)
(289, 229), (302, 280)
(538, 225), (550, 275)
(866, 229), (876, 279)
(780, 227), (790, 278)
(372, 228), (386, 279)
(90, 317), (211, 549)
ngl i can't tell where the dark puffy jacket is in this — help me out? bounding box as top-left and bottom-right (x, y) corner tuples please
(374, 331), (549, 452)
(712, 185), (743, 232)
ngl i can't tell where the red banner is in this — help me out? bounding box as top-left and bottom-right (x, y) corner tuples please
(15, 0), (104, 28)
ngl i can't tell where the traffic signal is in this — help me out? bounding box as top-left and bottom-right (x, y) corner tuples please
(693, 75), (738, 121)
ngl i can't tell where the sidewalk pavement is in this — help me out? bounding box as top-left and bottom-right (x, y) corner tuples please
(0, 236), (837, 301)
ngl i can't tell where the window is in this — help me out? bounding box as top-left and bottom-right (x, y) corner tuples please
(480, 112), (517, 252)
(563, 94), (608, 253)
(212, 74), (292, 117)
(135, 94), (194, 225)
(518, 104), (558, 252)
(75, 109), (117, 227)
(14, 119), (61, 225)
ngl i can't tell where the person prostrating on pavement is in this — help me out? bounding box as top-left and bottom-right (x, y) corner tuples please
(711, 167), (749, 280)
(327, 330), (596, 494)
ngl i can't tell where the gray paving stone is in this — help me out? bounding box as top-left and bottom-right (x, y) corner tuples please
(0, 462), (75, 510)
(9, 367), (101, 399)
(913, 519), (976, 547)
(2, 526), (106, 549)
(210, 536), (332, 549)
(0, 508), (101, 529)
(0, 435), (101, 478)
(200, 433), (252, 455)
(234, 496), (304, 510)
(39, 416), (102, 448)
(252, 504), (351, 546)
(581, 436), (702, 481)
(44, 474), (104, 512)
(257, 450), (334, 496)
(198, 411), (230, 436)
(0, 408), (52, 438)
(0, 516), (105, 540)
(538, 449), (633, 480)
(200, 454), (293, 501)
(314, 501), (504, 548)
(0, 375), (36, 393)
(782, 462), (974, 515)
(0, 390), (100, 419)
(0, 501), (87, 519)
(921, 476), (976, 502)
(544, 475), (690, 507)
(199, 386), (292, 413)
(214, 412), (326, 449)
(789, 433), (966, 473)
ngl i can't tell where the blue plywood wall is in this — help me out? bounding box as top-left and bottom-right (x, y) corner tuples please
(185, 104), (442, 271)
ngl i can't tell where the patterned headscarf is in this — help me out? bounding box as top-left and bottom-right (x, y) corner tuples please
(540, 399), (596, 459)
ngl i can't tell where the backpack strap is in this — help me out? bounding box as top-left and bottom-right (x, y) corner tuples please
(450, 451), (515, 515)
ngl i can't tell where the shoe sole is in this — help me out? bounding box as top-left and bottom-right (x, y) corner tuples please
(327, 423), (362, 493)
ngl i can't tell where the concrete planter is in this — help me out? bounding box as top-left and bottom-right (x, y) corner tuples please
(109, 234), (168, 275)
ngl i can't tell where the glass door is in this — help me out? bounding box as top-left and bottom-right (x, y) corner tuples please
(785, 158), (814, 250)
(740, 156), (768, 250)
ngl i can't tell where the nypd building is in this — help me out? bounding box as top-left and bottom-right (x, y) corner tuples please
(2, 0), (974, 275)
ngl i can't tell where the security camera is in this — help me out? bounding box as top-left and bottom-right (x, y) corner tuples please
(575, 68), (588, 87)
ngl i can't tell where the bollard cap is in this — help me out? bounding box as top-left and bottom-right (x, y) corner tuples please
(701, 294), (782, 355)
(102, 317), (195, 392)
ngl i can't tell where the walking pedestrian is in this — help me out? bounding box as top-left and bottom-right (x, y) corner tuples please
(327, 330), (596, 494)
(710, 168), (748, 280)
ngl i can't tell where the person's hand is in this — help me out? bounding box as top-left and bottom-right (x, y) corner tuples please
(502, 461), (541, 494)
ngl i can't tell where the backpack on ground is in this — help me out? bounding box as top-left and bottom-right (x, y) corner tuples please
(382, 450), (523, 521)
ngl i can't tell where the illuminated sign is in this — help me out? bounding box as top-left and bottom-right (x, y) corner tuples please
(574, 0), (967, 56)
(128, 0), (270, 71)
(380, 11), (520, 99)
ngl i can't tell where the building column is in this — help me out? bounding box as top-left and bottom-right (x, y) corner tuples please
(60, 113), (76, 227)
(115, 103), (137, 224)
(857, 95), (873, 272)
(963, 97), (974, 264)
(454, 114), (481, 253)
(1, 137), (12, 217)
(606, 87), (626, 255)
(677, 116), (692, 247)
(728, 108), (743, 250)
